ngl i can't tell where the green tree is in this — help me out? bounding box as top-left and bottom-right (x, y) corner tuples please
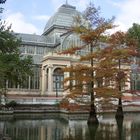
(0, 1), (33, 96)
(127, 23), (140, 48)
(127, 23), (140, 69)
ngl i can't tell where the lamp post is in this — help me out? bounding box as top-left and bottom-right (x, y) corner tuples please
(55, 77), (58, 97)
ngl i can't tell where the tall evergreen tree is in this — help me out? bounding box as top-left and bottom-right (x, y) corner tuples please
(127, 23), (140, 68)
(127, 23), (140, 48)
(0, 1), (33, 95)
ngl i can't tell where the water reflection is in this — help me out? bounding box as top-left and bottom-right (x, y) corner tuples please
(88, 124), (99, 140)
(116, 117), (123, 140)
(0, 113), (140, 140)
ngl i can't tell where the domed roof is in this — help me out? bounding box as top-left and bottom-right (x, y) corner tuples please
(43, 4), (79, 35)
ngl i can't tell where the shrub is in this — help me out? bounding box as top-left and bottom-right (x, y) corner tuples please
(6, 100), (17, 107)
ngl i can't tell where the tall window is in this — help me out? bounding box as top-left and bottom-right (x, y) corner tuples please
(36, 47), (44, 55)
(26, 46), (35, 54)
(19, 45), (25, 54)
(30, 66), (40, 89)
(8, 66), (40, 90)
(53, 68), (64, 93)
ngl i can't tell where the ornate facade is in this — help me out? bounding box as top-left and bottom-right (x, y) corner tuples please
(7, 3), (138, 103)
(7, 3), (83, 97)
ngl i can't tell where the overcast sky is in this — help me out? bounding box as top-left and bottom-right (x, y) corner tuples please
(1, 0), (140, 35)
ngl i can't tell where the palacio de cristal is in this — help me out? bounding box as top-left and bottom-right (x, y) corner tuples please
(6, 3), (140, 104)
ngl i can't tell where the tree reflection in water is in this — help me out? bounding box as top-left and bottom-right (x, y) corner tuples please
(88, 124), (99, 140)
(0, 113), (140, 140)
(116, 117), (123, 140)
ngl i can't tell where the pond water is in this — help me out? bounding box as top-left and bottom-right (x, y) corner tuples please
(0, 113), (140, 140)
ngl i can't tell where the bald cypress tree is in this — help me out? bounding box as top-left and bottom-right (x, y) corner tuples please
(61, 2), (115, 125)
(61, 2), (138, 124)
(97, 31), (137, 119)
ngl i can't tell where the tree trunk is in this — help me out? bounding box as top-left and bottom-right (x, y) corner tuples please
(115, 97), (124, 119)
(87, 103), (99, 125)
(116, 59), (124, 119)
(87, 42), (99, 125)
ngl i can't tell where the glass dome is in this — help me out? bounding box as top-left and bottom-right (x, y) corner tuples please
(43, 4), (79, 34)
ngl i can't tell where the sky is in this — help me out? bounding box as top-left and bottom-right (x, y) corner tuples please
(1, 0), (140, 35)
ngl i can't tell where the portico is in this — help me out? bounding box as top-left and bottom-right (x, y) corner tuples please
(41, 52), (79, 97)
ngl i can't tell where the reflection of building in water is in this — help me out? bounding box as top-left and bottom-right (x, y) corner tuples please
(1, 117), (140, 140)
(0, 119), (87, 140)
(68, 121), (87, 139)
(124, 114), (140, 140)
(131, 121), (140, 140)
(3, 119), (68, 140)
(40, 126), (45, 140)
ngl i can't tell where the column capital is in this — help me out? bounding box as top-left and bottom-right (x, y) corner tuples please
(43, 65), (47, 70)
(48, 64), (53, 68)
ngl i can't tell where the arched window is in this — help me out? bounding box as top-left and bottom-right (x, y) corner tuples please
(53, 68), (64, 95)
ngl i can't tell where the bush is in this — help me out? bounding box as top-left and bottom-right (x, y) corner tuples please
(6, 100), (17, 107)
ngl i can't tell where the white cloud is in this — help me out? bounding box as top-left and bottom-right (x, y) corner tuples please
(114, 0), (140, 32)
(4, 12), (41, 34)
(107, 0), (122, 8)
(33, 15), (50, 21)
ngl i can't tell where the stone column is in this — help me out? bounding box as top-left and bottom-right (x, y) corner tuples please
(41, 66), (47, 95)
(48, 64), (53, 96)
(39, 66), (42, 91)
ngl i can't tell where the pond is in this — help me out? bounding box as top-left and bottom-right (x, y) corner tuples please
(0, 113), (140, 140)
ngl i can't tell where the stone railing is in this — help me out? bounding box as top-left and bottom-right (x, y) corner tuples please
(7, 96), (62, 105)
